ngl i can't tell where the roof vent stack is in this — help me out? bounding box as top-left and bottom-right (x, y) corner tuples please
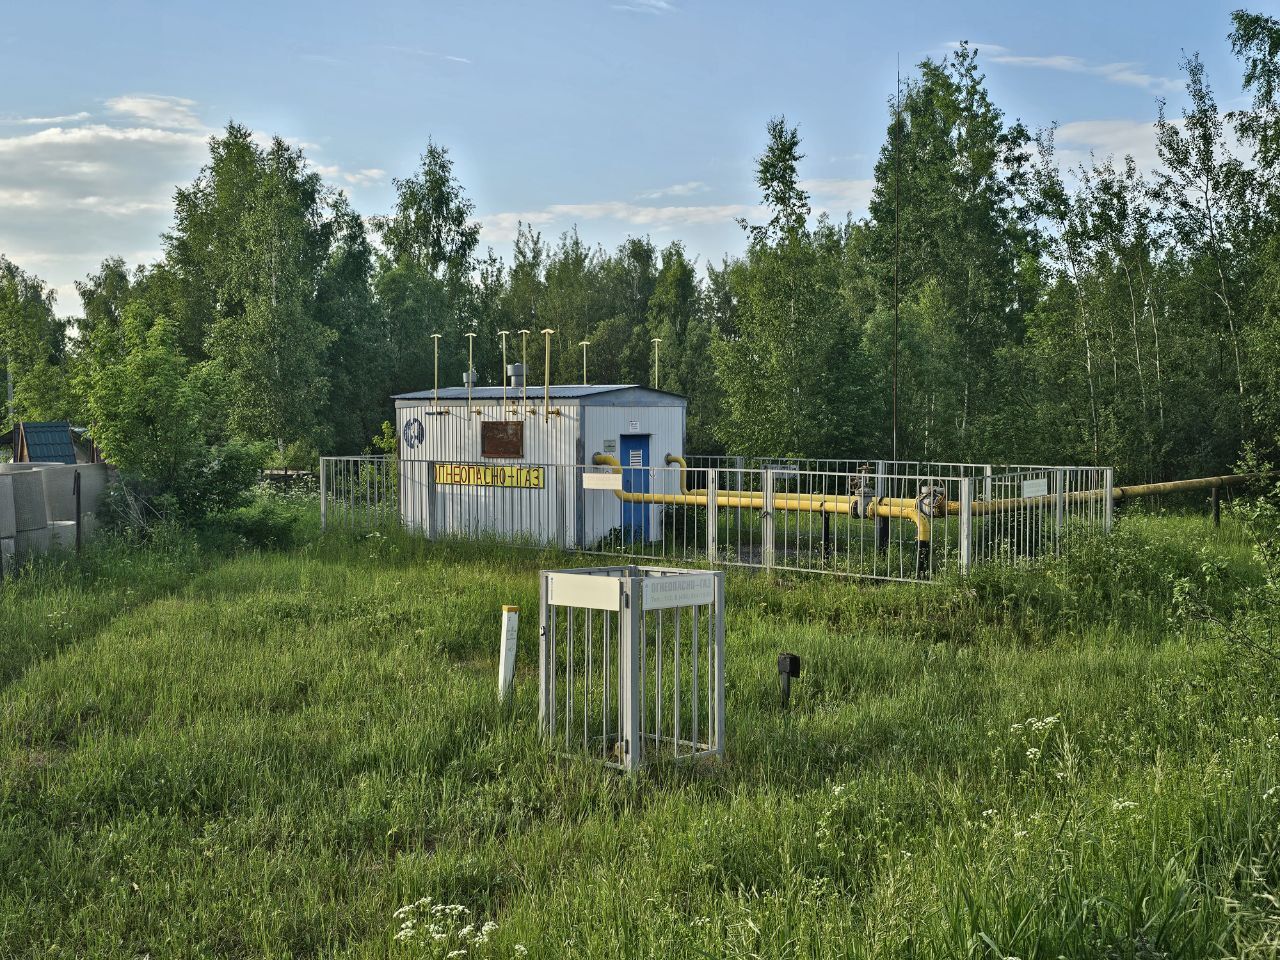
(507, 363), (526, 390)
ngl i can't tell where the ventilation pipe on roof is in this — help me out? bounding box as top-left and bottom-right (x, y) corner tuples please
(507, 363), (526, 390)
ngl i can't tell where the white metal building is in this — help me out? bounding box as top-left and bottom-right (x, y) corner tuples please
(393, 379), (686, 547)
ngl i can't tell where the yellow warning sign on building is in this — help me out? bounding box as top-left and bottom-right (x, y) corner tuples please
(434, 463), (546, 489)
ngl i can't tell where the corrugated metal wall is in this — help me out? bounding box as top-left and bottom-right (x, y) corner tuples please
(397, 399), (580, 465)
(396, 399), (578, 543)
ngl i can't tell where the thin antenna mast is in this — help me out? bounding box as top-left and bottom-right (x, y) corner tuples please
(498, 330), (510, 410)
(892, 56), (902, 465)
(431, 333), (442, 405)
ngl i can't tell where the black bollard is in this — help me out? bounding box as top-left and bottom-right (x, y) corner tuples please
(915, 539), (931, 578)
(778, 652), (801, 709)
(876, 514), (890, 554)
(74, 470), (82, 553)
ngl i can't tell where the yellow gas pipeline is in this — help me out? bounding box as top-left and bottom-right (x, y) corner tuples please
(594, 454), (930, 542)
(952, 473), (1249, 516)
(597, 455), (1249, 547)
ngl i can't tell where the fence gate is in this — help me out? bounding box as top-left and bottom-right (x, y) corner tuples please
(539, 565), (726, 772)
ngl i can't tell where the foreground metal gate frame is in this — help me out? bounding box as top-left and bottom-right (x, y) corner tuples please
(538, 565), (726, 772)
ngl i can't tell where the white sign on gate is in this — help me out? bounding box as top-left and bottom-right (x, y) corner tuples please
(1021, 477), (1049, 499)
(642, 572), (716, 610)
(582, 471), (623, 490)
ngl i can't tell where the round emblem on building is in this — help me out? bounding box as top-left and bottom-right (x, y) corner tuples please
(402, 417), (425, 449)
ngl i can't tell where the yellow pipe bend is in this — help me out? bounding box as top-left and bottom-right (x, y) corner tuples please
(664, 454), (693, 495)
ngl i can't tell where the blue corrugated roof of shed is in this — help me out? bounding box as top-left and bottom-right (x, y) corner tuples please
(392, 384), (686, 401)
(21, 421), (77, 464)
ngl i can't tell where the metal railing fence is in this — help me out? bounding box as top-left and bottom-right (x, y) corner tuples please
(319, 455), (1113, 582)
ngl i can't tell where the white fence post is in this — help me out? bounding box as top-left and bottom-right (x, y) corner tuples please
(958, 477), (973, 574)
(705, 471), (718, 562)
(1055, 468), (1066, 551)
(319, 457), (328, 531)
(556, 465), (570, 551)
(424, 460), (438, 539)
(538, 574), (549, 735)
(762, 467), (776, 572)
(1103, 467), (1115, 532)
(713, 570), (726, 758)
(621, 575), (642, 772)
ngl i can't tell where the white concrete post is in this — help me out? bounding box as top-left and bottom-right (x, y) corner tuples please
(499, 605), (519, 703)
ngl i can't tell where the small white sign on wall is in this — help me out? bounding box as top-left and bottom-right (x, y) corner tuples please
(627, 420), (640, 432)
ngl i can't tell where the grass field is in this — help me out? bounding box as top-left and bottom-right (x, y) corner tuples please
(1, 506), (1278, 958)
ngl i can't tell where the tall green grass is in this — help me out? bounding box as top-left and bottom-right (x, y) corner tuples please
(0, 511), (1276, 957)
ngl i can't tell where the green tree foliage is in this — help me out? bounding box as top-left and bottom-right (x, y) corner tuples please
(862, 45), (1035, 461)
(714, 118), (866, 458)
(373, 141), (480, 395)
(1232, 10), (1280, 453)
(0, 256), (72, 430)
(86, 303), (262, 517)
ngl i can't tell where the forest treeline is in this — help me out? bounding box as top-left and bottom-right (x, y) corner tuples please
(3, 10), (1280, 489)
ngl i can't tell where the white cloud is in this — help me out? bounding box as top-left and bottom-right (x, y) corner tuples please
(380, 45), (472, 64)
(0, 95), (396, 316)
(316, 164), (388, 186)
(983, 48), (1172, 94)
(612, 0), (675, 13)
(0, 117), (209, 313)
(344, 167), (387, 186)
(480, 199), (757, 245)
(952, 42), (1179, 94)
(105, 94), (205, 130)
(801, 177), (874, 216)
(1053, 119), (1162, 172)
(639, 181), (707, 199)
(5, 111), (91, 125)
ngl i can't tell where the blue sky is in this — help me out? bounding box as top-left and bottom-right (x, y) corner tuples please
(0, 0), (1257, 314)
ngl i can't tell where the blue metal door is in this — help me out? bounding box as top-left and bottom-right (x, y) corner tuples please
(620, 434), (650, 542)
